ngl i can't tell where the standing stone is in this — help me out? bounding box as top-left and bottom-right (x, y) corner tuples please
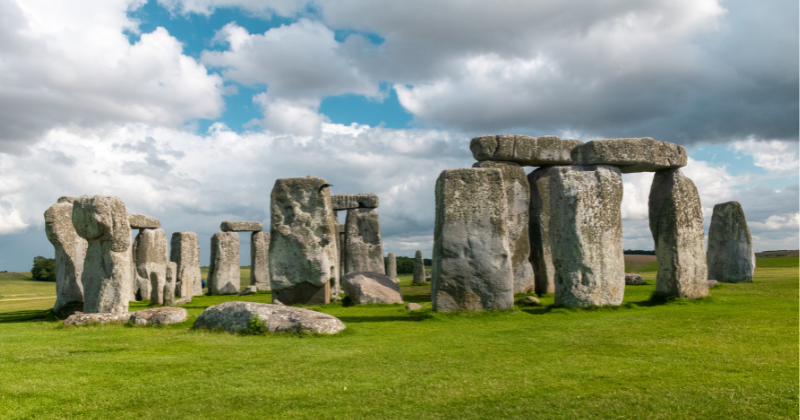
(250, 231), (270, 291)
(132, 228), (169, 304)
(432, 169), (514, 311)
(548, 166), (625, 307)
(707, 201), (756, 283)
(649, 168), (708, 298)
(344, 208), (385, 274)
(413, 250), (426, 284)
(337, 224), (346, 279)
(44, 201), (88, 318)
(163, 262), (177, 306)
(269, 176), (338, 305)
(170, 231), (202, 297)
(386, 253), (398, 282)
(208, 232), (240, 295)
(470, 135), (583, 166)
(528, 166), (558, 294)
(72, 195), (132, 314)
(474, 161), (535, 294)
(571, 138), (687, 173)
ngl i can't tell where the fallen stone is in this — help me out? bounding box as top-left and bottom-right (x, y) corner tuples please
(571, 138), (687, 173)
(707, 280), (719, 288)
(133, 228), (169, 304)
(221, 221), (263, 232)
(707, 201), (755, 283)
(170, 231), (202, 297)
(405, 303), (422, 311)
(341, 272), (403, 304)
(193, 301), (346, 334)
(208, 232), (240, 295)
(45, 201), (88, 318)
(344, 208), (385, 275)
(175, 296), (192, 306)
(250, 231), (270, 291)
(624, 274), (645, 285)
(470, 134), (583, 166)
(238, 285), (258, 296)
(331, 193), (379, 210)
(63, 312), (131, 326)
(649, 168), (708, 298)
(413, 250), (426, 284)
(128, 213), (161, 229)
(528, 167), (558, 294)
(432, 168), (514, 311)
(164, 262), (177, 306)
(386, 253), (398, 282)
(521, 296), (540, 304)
(129, 307), (187, 325)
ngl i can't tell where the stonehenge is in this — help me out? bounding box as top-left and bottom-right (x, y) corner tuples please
(250, 231), (270, 291)
(413, 250), (425, 284)
(343, 208), (385, 275)
(707, 201), (755, 283)
(132, 227), (169, 304)
(44, 199), (88, 318)
(170, 231), (202, 297)
(208, 232), (240, 295)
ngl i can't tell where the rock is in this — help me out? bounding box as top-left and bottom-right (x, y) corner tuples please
(470, 134), (583, 166)
(238, 285), (258, 296)
(45, 201), (88, 318)
(649, 168), (708, 298)
(193, 301), (346, 334)
(170, 231), (202, 297)
(406, 303), (422, 311)
(337, 224), (346, 279)
(269, 176), (338, 305)
(413, 250), (426, 284)
(707, 280), (719, 288)
(707, 201), (755, 283)
(521, 296), (540, 304)
(57, 196), (80, 204)
(163, 262), (177, 306)
(208, 232), (240, 295)
(221, 221), (263, 232)
(386, 253), (398, 282)
(341, 272), (404, 304)
(129, 307), (187, 325)
(344, 208), (385, 275)
(331, 193), (379, 210)
(250, 231), (270, 291)
(128, 213), (160, 229)
(571, 138), (687, 173)
(528, 166), (557, 295)
(624, 274), (645, 285)
(72, 195), (132, 314)
(432, 168), (514, 311)
(132, 228), (169, 304)
(175, 296), (192, 306)
(473, 161), (535, 294)
(63, 312), (131, 326)
(548, 166), (625, 307)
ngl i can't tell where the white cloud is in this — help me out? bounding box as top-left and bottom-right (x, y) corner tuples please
(749, 213), (799, 231)
(731, 138), (800, 176)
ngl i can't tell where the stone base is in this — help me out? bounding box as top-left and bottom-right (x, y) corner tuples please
(273, 282), (330, 306)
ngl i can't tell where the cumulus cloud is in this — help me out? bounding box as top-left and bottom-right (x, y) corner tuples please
(731, 138), (800, 176)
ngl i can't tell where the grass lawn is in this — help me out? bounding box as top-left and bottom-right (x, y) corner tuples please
(0, 259), (796, 419)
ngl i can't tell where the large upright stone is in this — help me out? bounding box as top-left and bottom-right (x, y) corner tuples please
(208, 232), (240, 295)
(164, 262), (177, 306)
(571, 138), (687, 173)
(72, 195), (132, 313)
(269, 176), (338, 305)
(132, 228), (169, 304)
(44, 201), (88, 318)
(344, 208), (385, 274)
(386, 253), (397, 282)
(337, 224), (345, 278)
(331, 193), (379, 210)
(528, 166), (558, 294)
(548, 166), (624, 307)
(221, 221), (263, 232)
(473, 161), (534, 294)
(250, 231), (270, 291)
(649, 168), (708, 298)
(707, 201), (755, 283)
(413, 250), (425, 284)
(470, 135), (583, 166)
(432, 169), (514, 311)
(170, 231), (202, 297)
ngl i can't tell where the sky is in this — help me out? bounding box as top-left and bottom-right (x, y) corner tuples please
(0, 0), (797, 270)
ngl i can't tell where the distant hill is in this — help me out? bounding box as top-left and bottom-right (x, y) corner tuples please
(756, 250), (799, 258)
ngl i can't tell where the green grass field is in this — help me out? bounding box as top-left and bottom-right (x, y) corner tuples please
(0, 259), (796, 419)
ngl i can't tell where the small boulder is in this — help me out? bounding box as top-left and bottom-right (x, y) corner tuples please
(238, 285), (258, 296)
(521, 296), (540, 304)
(406, 303), (422, 311)
(63, 312), (131, 326)
(193, 301), (345, 335)
(708, 280), (719, 288)
(342, 272), (404, 304)
(175, 296), (192, 306)
(129, 307), (187, 325)
(625, 274), (645, 285)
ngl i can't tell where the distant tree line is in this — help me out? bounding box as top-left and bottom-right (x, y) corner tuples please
(383, 256), (432, 274)
(623, 250), (656, 255)
(31, 256), (56, 281)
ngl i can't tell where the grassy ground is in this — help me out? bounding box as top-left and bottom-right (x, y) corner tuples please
(0, 259), (796, 419)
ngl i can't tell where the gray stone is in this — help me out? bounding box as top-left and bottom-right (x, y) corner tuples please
(72, 195), (132, 314)
(175, 296), (192, 306)
(708, 280), (719, 288)
(221, 221), (263, 232)
(45, 201), (88, 318)
(344, 208), (385, 275)
(132, 228), (169, 304)
(208, 232), (240, 295)
(649, 168), (708, 298)
(405, 303), (422, 311)
(707, 201), (755, 283)
(164, 262), (177, 306)
(341, 271), (404, 304)
(624, 274), (645, 285)
(337, 224), (346, 279)
(57, 196), (80, 204)
(521, 296), (540, 304)
(129, 307), (187, 325)
(386, 253), (398, 282)
(63, 312), (132, 326)
(128, 213), (160, 229)
(238, 285), (258, 296)
(470, 134), (583, 166)
(548, 166), (625, 307)
(331, 193), (379, 210)
(269, 176), (338, 305)
(528, 167), (557, 294)
(473, 161), (534, 294)
(250, 231), (270, 291)
(413, 250), (426, 284)
(571, 138), (687, 173)
(431, 168), (514, 311)
(170, 231), (202, 297)
(193, 301), (345, 334)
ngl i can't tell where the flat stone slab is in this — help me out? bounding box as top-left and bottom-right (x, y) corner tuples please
(128, 214), (161, 229)
(470, 134), (583, 166)
(129, 307), (187, 325)
(221, 221), (263, 232)
(193, 301), (345, 335)
(63, 312), (132, 326)
(331, 193), (379, 210)
(625, 274), (645, 285)
(342, 272), (403, 304)
(571, 137), (687, 173)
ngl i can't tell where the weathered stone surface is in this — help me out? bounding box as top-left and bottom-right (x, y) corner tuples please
(625, 274), (645, 285)
(337, 224), (346, 278)
(72, 195), (132, 314)
(571, 138), (687, 173)
(649, 168), (708, 298)
(221, 221), (263, 232)
(45, 202), (88, 318)
(528, 167), (557, 294)
(128, 213), (160, 229)
(707, 280), (719, 288)
(413, 250), (425, 284)
(238, 285), (257, 296)
(341, 272), (403, 304)
(269, 176), (338, 305)
(470, 134), (583, 166)
(432, 169), (514, 311)
(548, 166), (625, 307)
(129, 307), (187, 325)
(193, 301), (345, 334)
(707, 201), (755, 283)
(164, 262), (177, 306)
(331, 193), (379, 210)
(170, 231), (202, 297)
(344, 208), (385, 274)
(176, 296), (192, 306)
(132, 228), (169, 304)
(386, 253), (398, 282)
(250, 231), (270, 291)
(63, 312), (131, 326)
(474, 161), (534, 294)
(208, 232), (240, 295)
